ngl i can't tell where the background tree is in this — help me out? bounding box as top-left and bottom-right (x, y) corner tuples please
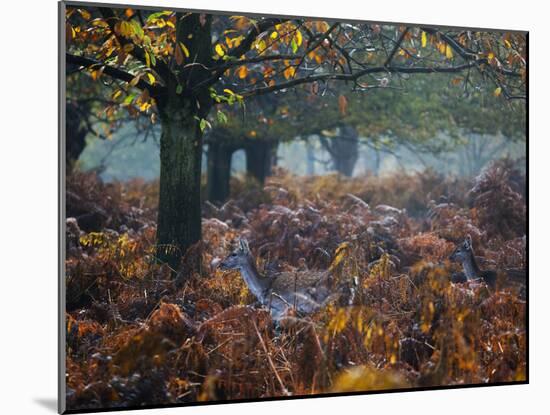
(66, 61), (156, 171)
(66, 5), (526, 272)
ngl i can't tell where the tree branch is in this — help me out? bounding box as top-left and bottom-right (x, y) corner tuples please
(66, 53), (162, 95)
(217, 53), (303, 70)
(241, 60), (492, 97)
(384, 27), (410, 66)
(227, 18), (288, 59)
(421, 27), (521, 78)
(98, 7), (174, 85)
(192, 18), (291, 92)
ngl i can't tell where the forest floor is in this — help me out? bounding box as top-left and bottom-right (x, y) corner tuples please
(64, 160), (527, 411)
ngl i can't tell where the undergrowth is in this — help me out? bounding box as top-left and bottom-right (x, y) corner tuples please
(65, 161), (526, 411)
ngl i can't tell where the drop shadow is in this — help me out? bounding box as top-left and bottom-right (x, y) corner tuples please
(34, 398), (57, 413)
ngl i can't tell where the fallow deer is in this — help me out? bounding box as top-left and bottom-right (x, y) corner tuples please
(449, 235), (497, 289)
(218, 239), (334, 319)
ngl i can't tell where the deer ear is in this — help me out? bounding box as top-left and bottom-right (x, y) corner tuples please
(239, 238), (250, 253)
(465, 234), (472, 248)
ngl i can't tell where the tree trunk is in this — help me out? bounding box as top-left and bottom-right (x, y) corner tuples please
(320, 125), (359, 177)
(156, 101), (204, 272)
(66, 101), (89, 171)
(245, 141), (277, 184)
(206, 141), (234, 203)
(155, 12), (213, 275)
(306, 137), (315, 175)
(374, 148), (381, 176)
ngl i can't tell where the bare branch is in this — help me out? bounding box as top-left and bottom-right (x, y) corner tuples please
(384, 27), (410, 66)
(217, 54), (303, 70)
(241, 61), (492, 97)
(421, 27), (521, 78)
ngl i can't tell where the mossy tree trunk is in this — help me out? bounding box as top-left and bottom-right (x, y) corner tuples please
(155, 13), (213, 273)
(156, 101), (204, 271)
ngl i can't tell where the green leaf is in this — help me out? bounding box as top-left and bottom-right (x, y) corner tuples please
(130, 19), (144, 39)
(123, 93), (135, 105)
(146, 11), (172, 23)
(198, 118), (211, 132)
(291, 38), (298, 54)
(216, 110), (228, 124)
(176, 85), (183, 94)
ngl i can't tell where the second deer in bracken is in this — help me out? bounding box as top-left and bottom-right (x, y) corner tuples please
(218, 239), (334, 319)
(449, 235), (497, 289)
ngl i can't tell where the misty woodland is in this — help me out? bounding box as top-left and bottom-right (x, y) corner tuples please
(64, 3), (526, 411)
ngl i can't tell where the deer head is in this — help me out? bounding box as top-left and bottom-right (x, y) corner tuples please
(218, 238), (253, 271)
(449, 235), (474, 263)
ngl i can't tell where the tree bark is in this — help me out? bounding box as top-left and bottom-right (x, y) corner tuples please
(154, 12), (213, 275)
(156, 100), (204, 272)
(206, 141), (234, 203)
(245, 140), (277, 184)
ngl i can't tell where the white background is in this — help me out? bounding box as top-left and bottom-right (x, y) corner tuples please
(0, 0), (544, 413)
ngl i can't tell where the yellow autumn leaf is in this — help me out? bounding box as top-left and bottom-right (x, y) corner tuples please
(77, 9), (91, 20)
(283, 66), (296, 79)
(120, 20), (134, 37)
(225, 35), (243, 49)
(66, 23), (75, 41)
(129, 75), (141, 87)
(295, 30), (303, 47)
(147, 73), (156, 85)
(237, 65), (248, 79)
(112, 90), (122, 100)
(494, 87), (502, 97)
(445, 45), (454, 59)
(270, 31), (278, 40)
(179, 42), (190, 58)
(91, 66), (104, 81)
(330, 241), (350, 271)
(139, 101), (151, 112)
(215, 44), (225, 57)
(421, 31), (427, 48)
(223, 88), (235, 95)
(255, 39), (267, 52)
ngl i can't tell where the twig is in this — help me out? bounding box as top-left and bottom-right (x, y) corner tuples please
(252, 320), (290, 396)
